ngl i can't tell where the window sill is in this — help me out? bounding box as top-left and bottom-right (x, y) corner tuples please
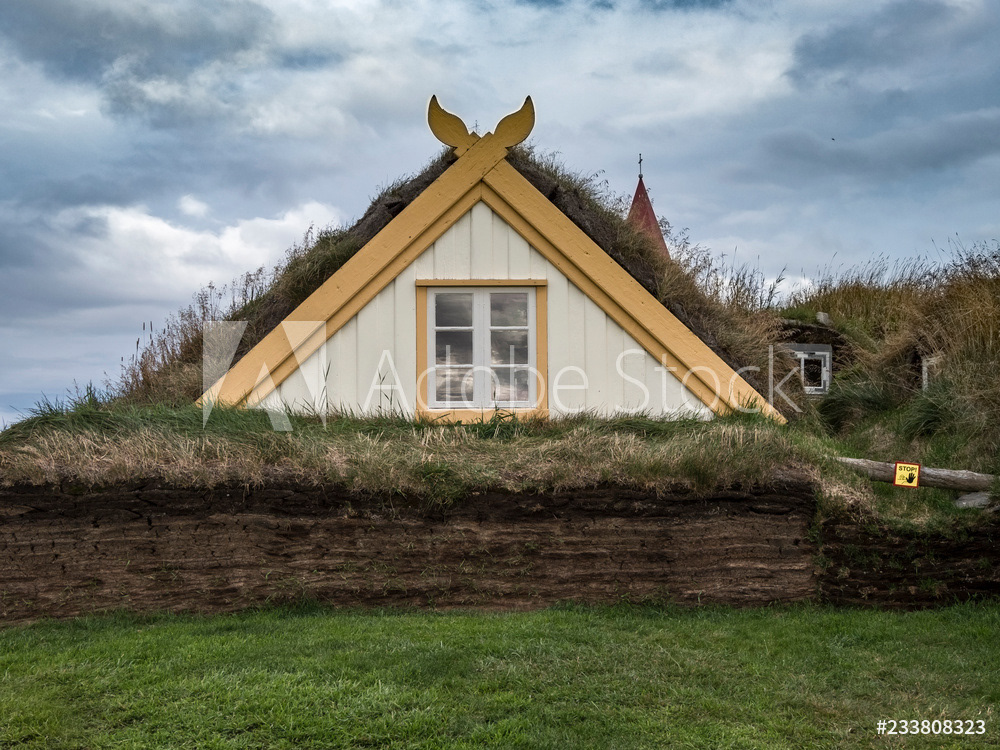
(416, 407), (549, 423)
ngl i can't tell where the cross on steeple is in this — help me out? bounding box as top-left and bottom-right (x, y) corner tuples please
(626, 154), (670, 259)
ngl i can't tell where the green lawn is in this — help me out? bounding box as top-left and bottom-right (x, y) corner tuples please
(1, 604), (997, 749)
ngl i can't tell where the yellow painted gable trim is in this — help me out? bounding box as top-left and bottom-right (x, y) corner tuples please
(414, 278), (548, 287)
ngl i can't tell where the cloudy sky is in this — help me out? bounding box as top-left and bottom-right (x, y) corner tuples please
(2, 0), (998, 426)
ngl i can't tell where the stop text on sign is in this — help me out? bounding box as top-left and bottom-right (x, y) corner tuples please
(893, 462), (921, 488)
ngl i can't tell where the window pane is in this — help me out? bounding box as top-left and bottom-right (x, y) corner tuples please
(491, 330), (528, 364)
(436, 331), (473, 365)
(490, 293), (528, 327)
(803, 358), (823, 388)
(435, 293), (473, 327)
(491, 367), (530, 403)
(436, 368), (474, 403)
(513, 368), (530, 401)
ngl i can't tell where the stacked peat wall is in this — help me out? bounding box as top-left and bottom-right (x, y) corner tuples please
(3, 481), (998, 624)
(1, 481), (815, 624)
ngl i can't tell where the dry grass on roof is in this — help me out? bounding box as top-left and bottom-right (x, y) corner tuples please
(115, 146), (792, 409)
(0, 403), (844, 507)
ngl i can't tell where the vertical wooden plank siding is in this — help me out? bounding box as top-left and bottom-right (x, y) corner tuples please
(583, 300), (608, 408)
(336, 317), (358, 411)
(491, 210), (511, 278)
(325, 318), (345, 410)
(412, 245), (434, 279)
(470, 202), (493, 278)
(392, 263), (418, 411)
(528, 239), (548, 279)
(559, 280), (588, 413)
(432, 214), (455, 278)
(604, 321), (627, 410)
(620, 342), (647, 413)
(269, 202), (709, 418)
(353, 289), (383, 411)
(543, 264), (571, 413)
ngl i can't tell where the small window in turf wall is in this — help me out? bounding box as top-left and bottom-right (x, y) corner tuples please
(784, 344), (833, 396)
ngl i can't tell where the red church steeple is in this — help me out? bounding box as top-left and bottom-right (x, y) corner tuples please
(627, 154), (670, 258)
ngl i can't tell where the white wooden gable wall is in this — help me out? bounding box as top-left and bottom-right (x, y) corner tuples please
(258, 202), (711, 419)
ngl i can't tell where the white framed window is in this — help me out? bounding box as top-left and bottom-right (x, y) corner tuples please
(427, 287), (537, 409)
(783, 344), (833, 396)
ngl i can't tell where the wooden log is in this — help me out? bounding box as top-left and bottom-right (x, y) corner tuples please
(834, 457), (995, 492)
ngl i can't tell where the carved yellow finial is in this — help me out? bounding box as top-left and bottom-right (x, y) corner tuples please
(493, 96), (534, 149)
(428, 96), (534, 156)
(428, 96), (477, 154)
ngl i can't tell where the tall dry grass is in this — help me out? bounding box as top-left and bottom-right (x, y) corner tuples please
(790, 240), (1000, 472)
(0, 405), (830, 502)
(117, 268), (276, 404)
(659, 230), (788, 397)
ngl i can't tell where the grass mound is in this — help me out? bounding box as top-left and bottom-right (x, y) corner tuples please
(12, 392), (987, 530)
(787, 241), (1000, 478)
(0, 400), (824, 503)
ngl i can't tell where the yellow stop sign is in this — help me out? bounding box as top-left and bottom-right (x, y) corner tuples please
(893, 461), (921, 488)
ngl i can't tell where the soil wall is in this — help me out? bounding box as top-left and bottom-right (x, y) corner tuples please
(4, 480), (997, 624)
(818, 518), (1000, 607)
(1, 481), (815, 624)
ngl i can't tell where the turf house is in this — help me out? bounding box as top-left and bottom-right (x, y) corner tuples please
(201, 97), (783, 423)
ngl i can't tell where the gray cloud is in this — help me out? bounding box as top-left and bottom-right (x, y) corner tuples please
(0, 116), (349, 225)
(789, 0), (992, 85)
(0, 0), (274, 83)
(640, 0), (734, 9)
(0, 0), (356, 128)
(7, 168), (141, 213)
(0, 223), (57, 269)
(495, 0), (732, 9)
(276, 48), (345, 71)
(763, 108), (1000, 182)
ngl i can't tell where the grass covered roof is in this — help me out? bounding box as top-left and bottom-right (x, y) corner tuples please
(119, 145), (786, 407)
